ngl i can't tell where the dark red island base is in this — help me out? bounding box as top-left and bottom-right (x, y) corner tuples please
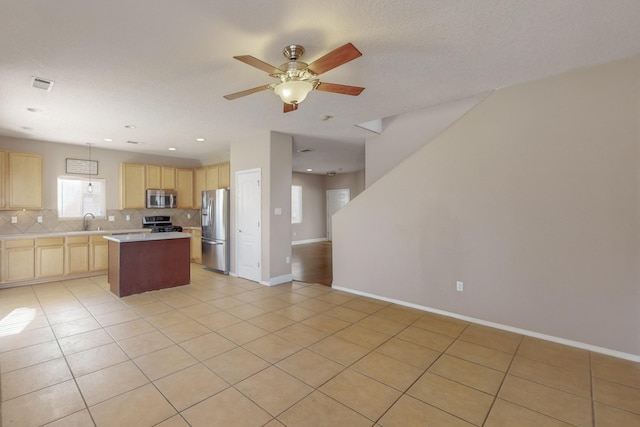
(105, 233), (191, 297)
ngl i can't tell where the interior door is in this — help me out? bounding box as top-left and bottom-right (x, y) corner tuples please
(236, 169), (261, 282)
(326, 189), (350, 241)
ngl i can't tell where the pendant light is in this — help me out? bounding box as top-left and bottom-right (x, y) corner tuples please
(87, 143), (93, 193)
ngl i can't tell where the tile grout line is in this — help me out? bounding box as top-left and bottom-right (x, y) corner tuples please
(479, 332), (524, 426)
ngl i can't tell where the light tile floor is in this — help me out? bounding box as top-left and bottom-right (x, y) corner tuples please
(1, 265), (639, 426)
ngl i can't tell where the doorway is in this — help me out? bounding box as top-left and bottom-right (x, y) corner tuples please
(326, 188), (350, 241)
(291, 241), (332, 286)
(235, 169), (261, 282)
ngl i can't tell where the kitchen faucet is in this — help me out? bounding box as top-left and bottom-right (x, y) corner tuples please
(83, 213), (95, 231)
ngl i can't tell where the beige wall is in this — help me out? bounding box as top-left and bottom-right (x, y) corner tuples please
(333, 56), (640, 357)
(229, 131), (293, 285)
(269, 132), (293, 279)
(365, 94), (488, 187)
(0, 136), (202, 209)
(292, 173), (325, 242)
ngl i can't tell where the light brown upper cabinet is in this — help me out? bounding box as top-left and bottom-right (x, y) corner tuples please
(119, 163), (146, 209)
(205, 164), (219, 190)
(2, 151), (43, 210)
(161, 166), (176, 190)
(176, 168), (194, 208)
(145, 165), (161, 189)
(0, 151), (5, 208)
(193, 168), (206, 209)
(218, 162), (230, 189)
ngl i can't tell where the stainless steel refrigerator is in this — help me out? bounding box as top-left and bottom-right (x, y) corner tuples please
(201, 189), (230, 274)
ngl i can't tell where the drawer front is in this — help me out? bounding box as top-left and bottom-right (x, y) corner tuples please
(90, 234), (108, 244)
(66, 235), (89, 244)
(37, 237), (65, 246)
(5, 239), (35, 248)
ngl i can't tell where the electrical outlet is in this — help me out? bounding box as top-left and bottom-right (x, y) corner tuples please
(456, 281), (464, 292)
(11, 216), (17, 224)
(37, 216), (43, 223)
(285, 256), (290, 264)
(187, 213), (191, 219)
(126, 215), (131, 221)
(108, 216), (115, 222)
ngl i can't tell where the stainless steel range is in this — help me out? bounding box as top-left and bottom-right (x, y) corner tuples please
(142, 216), (183, 233)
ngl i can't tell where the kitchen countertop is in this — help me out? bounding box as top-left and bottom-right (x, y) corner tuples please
(103, 232), (194, 243)
(0, 229), (150, 241)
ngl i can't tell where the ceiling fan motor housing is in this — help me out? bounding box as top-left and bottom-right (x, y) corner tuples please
(283, 44), (305, 61)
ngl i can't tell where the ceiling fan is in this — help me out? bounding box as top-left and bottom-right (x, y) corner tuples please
(223, 42), (365, 112)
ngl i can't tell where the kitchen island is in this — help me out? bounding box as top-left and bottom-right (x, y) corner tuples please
(104, 232), (192, 297)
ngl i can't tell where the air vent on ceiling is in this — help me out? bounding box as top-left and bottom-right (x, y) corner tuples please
(296, 148), (314, 153)
(32, 77), (54, 91)
(126, 140), (141, 145)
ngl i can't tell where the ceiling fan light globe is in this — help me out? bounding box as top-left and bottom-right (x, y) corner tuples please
(275, 80), (313, 105)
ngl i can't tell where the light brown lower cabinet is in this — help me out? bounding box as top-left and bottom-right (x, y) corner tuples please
(4, 239), (35, 282)
(66, 235), (90, 275)
(188, 228), (202, 264)
(36, 237), (65, 278)
(1, 233), (112, 286)
(90, 235), (109, 271)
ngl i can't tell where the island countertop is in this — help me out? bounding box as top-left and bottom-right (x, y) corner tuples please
(103, 232), (193, 243)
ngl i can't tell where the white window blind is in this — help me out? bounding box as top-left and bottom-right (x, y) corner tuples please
(291, 185), (302, 224)
(57, 176), (106, 219)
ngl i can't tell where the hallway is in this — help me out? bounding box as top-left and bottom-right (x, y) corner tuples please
(291, 242), (332, 286)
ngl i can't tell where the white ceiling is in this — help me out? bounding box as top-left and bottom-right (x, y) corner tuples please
(2, 1), (640, 174)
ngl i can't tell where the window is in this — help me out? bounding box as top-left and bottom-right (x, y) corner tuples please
(57, 176), (106, 219)
(291, 185), (302, 224)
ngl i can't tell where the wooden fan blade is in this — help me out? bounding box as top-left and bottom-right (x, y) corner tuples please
(223, 85), (269, 100)
(316, 82), (365, 96)
(306, 43), (362, 75)
(284, 103), (298, 113)
(234, 55), (282, 75)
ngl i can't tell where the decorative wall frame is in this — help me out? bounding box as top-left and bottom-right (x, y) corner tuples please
(66, 158), (98, 175)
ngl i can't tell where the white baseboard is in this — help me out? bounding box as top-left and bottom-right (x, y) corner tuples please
(261, 274), (293, 287)
(292, 238), (328, 246)
(332, 285), (640, 362)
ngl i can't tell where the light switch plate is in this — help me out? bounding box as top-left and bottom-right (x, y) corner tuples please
(275, 208), (282, 215)
(126, 215), (131, 221)
(108, 216), (115, 222)
(11, 216), (17, 224)
(37, 216), (43, 223)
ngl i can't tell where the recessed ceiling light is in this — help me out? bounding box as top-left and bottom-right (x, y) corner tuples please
(168, 147), (176, 151)
(196, 138), (205, 142)
(306, 168), (313, 172)
(125, 125), (136, 129)
(104, 138), (113, 142)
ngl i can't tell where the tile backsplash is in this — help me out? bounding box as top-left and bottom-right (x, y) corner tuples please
(0, 209), (201, 235)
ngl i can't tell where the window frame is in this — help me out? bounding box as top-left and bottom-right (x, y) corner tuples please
(57, 175), (106, 219)
(291, 185), (302, 224)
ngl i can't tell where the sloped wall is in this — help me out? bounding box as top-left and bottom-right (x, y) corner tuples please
(333, 56), (640, 356)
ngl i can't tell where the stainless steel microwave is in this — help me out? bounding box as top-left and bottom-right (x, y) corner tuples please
(146, 189), (177, 209)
